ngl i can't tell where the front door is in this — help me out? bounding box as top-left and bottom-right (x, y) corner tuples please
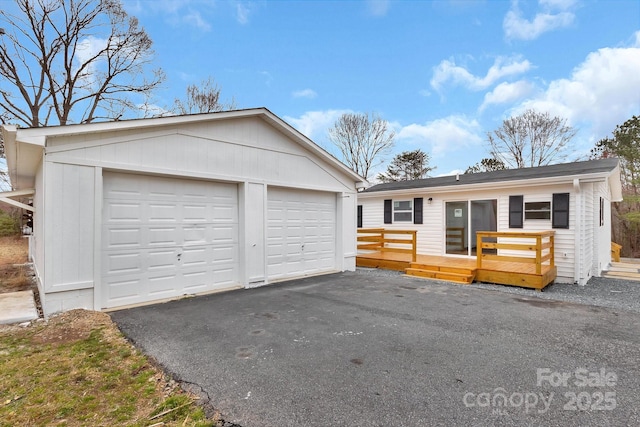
(445, 199), (497, 256)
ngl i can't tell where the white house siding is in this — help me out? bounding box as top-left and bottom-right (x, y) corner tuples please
(31, 113), (359, 315)
(31, 159), (45, 304)
(593, 180), (613, 277)
(40, 162), (96, 314)
(359, 182), (580, 284)
(578, 183), (595, 285)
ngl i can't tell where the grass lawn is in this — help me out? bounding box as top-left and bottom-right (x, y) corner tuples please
(0, 236), (222, 426)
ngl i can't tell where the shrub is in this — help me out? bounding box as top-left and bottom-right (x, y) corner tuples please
(0, 211), (20, 236)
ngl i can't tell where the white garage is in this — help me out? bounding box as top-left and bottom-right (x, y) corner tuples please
(102, 172), (240, 308)
(2, 108), (365, 316)
(267, 187), (336, 281)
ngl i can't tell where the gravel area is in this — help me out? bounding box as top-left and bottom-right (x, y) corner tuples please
(356, 267), (640, 314)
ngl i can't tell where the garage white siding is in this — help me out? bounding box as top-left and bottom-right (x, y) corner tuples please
(101, 172), (240, 308)
(267, 187), (336, 281)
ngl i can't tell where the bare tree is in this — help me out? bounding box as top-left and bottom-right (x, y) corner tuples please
(328, 112), (395, 180)
(173, 77), (236, 115)
(487, 109), (577, 169)
(377, 149), (434, 182)
(0, 0), (164, 128)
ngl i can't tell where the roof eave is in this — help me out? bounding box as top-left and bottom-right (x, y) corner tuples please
(4, 108), (367, 190)
(358, 171), (617, 198)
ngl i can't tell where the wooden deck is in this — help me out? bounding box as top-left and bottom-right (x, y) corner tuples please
(357, 251), (556, 290)
(357, 229), (557, 290)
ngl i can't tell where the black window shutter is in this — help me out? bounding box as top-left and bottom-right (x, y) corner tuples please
(384, 199), (392, 224)
(357, 205), (363, 228)
(553, 193), (570, 229)
(414, 198), (423, 224)
(509, 195), (524, 228)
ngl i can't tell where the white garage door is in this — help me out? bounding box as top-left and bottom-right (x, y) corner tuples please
(101, 172), (239, 308)
(267, 187), (336, 281)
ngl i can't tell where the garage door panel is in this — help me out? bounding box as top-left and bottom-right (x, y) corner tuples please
(149, 203), (179, 222)
(104, 227), (142, 249)
(184, 226), (206, 243)
(213, 224), (239, 243)
(107, 278), (144, 302)
(148, 227), (179, 246)
(183, 204), (208, 221)
(147, 249), (178, 270)
(148, 275), (178, 296)
(105, 252), (142, 275)
(267, 187), (336, 281)
(107, 202), (141, 221)
(102, 173), (240, 309)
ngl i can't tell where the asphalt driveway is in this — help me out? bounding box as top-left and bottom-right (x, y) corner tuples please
(111, 271), (640, 426)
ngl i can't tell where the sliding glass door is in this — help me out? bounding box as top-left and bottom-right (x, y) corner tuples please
(446, 199), (497, 256)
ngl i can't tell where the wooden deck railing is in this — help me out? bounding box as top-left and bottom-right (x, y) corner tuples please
(357, 228), (417, 262)
(611, 242), (622, 262)
(476, 231), (555, 275)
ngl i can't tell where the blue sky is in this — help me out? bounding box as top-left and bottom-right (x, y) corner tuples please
(9, 0), (640, 179)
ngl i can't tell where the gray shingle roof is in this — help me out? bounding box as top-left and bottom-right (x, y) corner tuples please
(363, 158), (620, 193)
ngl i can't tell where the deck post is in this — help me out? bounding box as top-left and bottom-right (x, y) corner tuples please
(535, 235), (542, 275)
(550, 233), (555, 268)
(411, 231), (417, 262)
(476, 232), (483, 268)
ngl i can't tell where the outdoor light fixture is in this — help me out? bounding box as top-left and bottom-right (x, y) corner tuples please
(428, 197), (433, 204)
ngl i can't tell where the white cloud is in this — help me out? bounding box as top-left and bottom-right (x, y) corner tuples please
(283, 109), (352, 142)
(479, 80), (534, 111)
(184, 10), (211, 31)
(259, 70), (273, 87)
(236, 2), (250, 24)
(504, 0), (576, 41)
(367, 0), (390, 17)
(431, 56), (532, 92)
(517, 33), (640, 139)
(396, 115), (483, 158)
(292, 89), (318, 99)
(74, 36), (110, 88)
(123, 0), (214, 32)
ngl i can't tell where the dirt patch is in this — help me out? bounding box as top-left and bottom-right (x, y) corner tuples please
(32, 309), (115, 344)
(0, 236), (34, 295)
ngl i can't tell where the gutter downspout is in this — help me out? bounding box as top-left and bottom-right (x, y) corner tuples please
(573, 178), (582, 285)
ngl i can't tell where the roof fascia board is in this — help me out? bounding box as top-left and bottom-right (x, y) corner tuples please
(260, 110), (367, 185)
(12, 108), (269, 146)
(358, 172), (613, 198)
(8, 107), (366, 187)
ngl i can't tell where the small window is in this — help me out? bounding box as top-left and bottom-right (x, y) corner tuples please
(600, 197), (604, 227)
(525, 201), (551, 220)
(357, 205), (363, 228)
(393, 200), (413, 222)
(509, 195), (523, 228)
(553, 193), (570, 229)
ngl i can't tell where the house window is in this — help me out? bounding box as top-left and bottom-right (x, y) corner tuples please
(357, 205), (363, 228)
(600, 197), (604, 227)
(393, 200), (413, 222)
(552, 193), (570, 229)
(525, 201), (551, 220)
(509, 195), (523, 228)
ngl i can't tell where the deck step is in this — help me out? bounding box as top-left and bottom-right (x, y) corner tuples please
(409, 263), (475, 276)
(405, 268), (475, 284)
